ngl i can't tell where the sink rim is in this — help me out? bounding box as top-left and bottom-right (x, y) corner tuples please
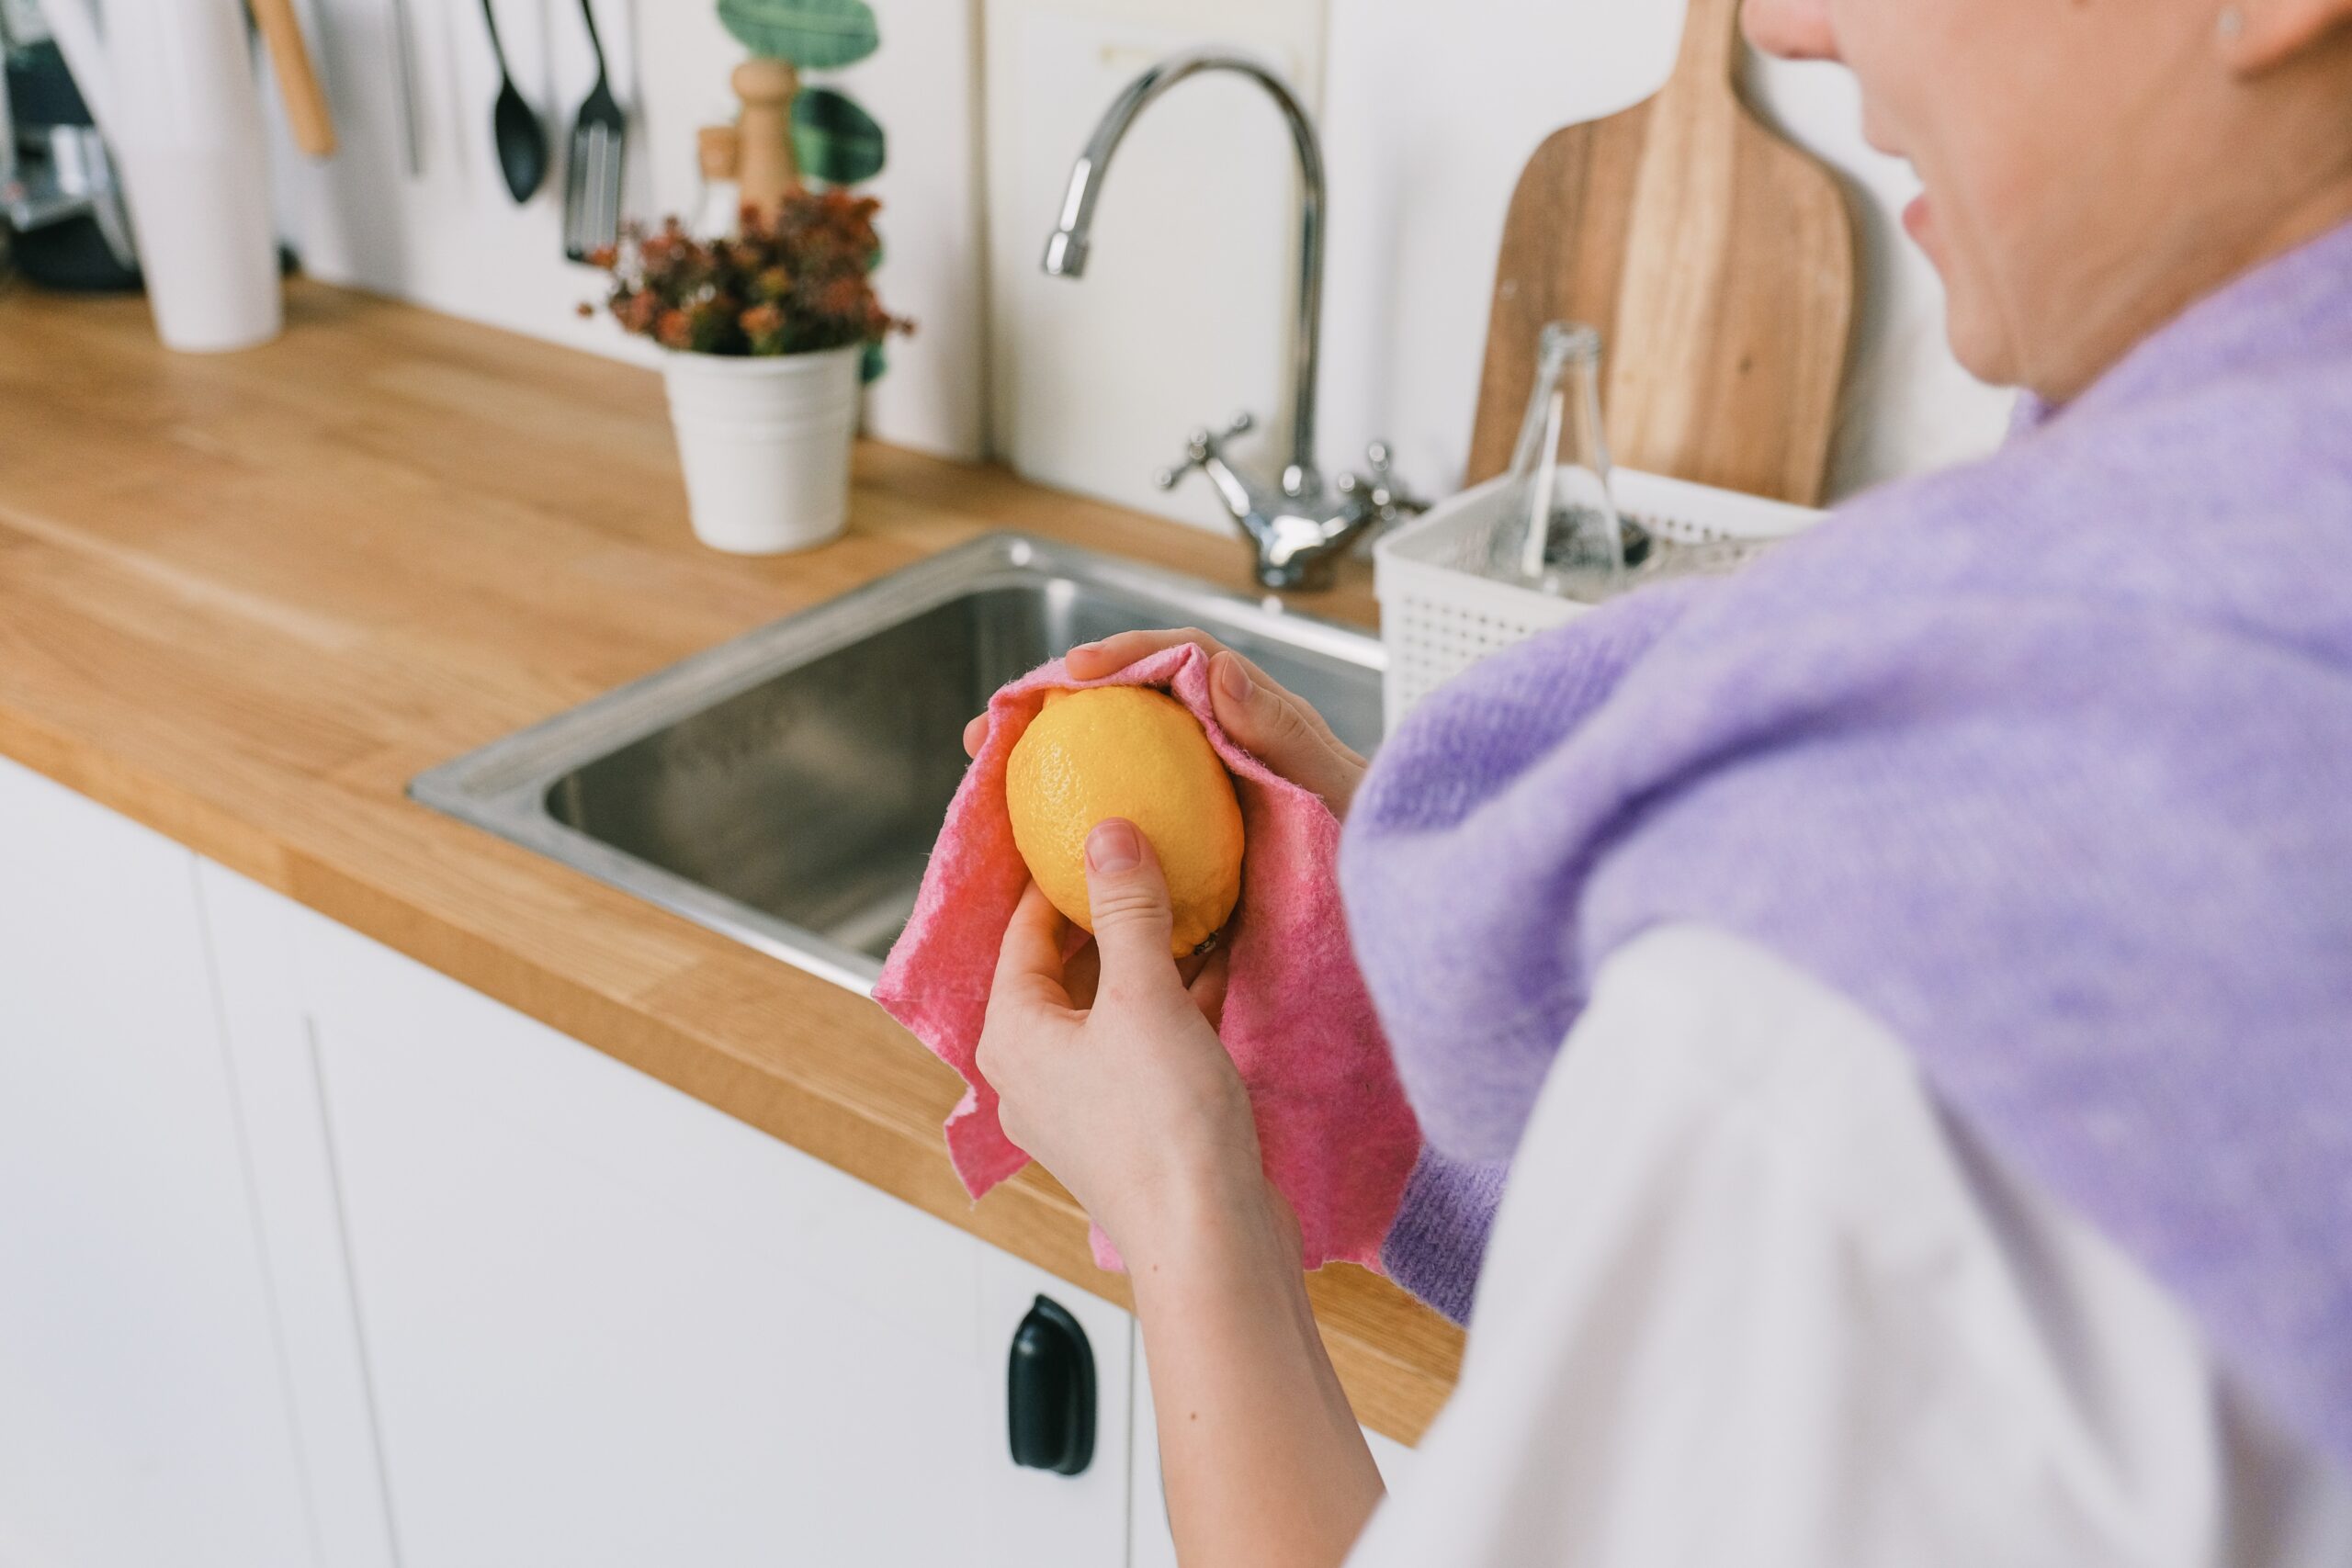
(409, 532), (1384, 996)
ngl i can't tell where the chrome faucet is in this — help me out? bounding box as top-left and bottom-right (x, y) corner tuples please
(1042, 49), (1424, 591)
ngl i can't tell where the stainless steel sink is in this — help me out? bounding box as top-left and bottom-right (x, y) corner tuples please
(411, 534), (1385, 994)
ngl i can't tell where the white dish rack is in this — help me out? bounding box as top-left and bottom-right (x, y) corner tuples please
(1374, 468), (1826, 731)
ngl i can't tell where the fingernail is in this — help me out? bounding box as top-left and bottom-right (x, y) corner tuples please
(1069, 640), (1099, 659)
(1216, 656), (1252, 704)
(1087, 819), (1141, 873)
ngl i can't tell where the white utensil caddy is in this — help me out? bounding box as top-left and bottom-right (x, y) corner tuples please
(1374, 468), (1825, 731)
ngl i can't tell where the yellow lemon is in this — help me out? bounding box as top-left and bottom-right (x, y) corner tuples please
(1005, 686), (1245, 956)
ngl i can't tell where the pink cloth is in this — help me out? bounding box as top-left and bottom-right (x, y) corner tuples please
(874, 644), (1424, 1273)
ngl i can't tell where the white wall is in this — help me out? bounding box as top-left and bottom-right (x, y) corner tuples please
(265, 0), (2011, 508)
(266, 0), (986, 460)
(1316, 0), (2015, 507)
(980, 0), (1328, 532)
(266, 0), (658, 362)
(989, 0), (2012, 520)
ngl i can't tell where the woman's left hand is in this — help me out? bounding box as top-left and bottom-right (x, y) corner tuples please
(978, 818), (1277, 1263)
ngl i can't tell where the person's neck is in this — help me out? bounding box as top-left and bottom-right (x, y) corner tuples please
(2027, 176), (2352, 408)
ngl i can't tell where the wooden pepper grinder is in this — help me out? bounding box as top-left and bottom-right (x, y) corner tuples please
(731, 58), (801, 221)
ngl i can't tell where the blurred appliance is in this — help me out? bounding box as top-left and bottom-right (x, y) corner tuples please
(0, 23), (139, 291)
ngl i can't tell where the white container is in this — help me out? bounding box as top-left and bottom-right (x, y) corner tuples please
(38, 0), (282, 354)
(662, 345), (864, 555)
(1374, 468), (1825, 731)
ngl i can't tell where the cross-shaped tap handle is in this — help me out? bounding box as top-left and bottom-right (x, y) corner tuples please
(1154, 411), (1256, 491)
(1333, 439), (1430, 516)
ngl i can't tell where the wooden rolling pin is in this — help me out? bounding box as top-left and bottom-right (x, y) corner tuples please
(732, 58), (802, 220)
(248, 0), (338, 158)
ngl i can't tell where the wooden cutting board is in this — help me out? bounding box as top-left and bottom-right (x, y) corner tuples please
(1464, 0), (1857, 504)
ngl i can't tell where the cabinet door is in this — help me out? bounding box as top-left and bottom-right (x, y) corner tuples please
(215, 872), (1133, 1567)
(0, 758), (313, 1568)
(979, 1247), (1137, 1563)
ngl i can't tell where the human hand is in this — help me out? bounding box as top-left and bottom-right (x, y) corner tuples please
(978, 818), (1283, 1265)
(964, 629), (1369, 821)
(983, 824), (1374, 1568)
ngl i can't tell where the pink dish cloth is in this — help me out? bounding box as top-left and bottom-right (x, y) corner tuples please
(873, 643), (1424, 1274)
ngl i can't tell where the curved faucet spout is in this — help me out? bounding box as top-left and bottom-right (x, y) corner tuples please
(1041, 50), (1326, 495)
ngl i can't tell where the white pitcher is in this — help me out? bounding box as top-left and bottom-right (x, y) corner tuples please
(37, 0), (281, 353)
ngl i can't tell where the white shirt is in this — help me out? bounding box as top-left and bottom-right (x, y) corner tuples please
(1348, 924), (2352, 1567)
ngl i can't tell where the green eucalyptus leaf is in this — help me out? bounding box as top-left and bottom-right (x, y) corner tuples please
(792, 86), (886, 186)
(716, 0), (879, 69)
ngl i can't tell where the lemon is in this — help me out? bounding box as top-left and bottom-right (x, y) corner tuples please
(1005, 686), (1245, 956)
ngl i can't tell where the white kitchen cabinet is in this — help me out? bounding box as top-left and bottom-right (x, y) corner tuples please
(201, 863), (1134, 1568)
(0, 757), (313, 1568)
(3, 756), (1434, 1568)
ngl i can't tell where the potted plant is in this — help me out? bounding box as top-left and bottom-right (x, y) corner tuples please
(590, 187), (911, 555)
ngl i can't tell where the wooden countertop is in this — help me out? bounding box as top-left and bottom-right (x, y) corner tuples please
(0, 280), (1462, 1441)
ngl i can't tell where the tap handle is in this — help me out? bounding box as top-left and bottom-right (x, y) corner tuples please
(1153, 412), (1255, 491)
(1369, 440), (1429, 515)
(1337, 440), (1429, 516)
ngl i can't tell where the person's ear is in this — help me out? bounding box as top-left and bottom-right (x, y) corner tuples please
(2219, 0), (2352, 76)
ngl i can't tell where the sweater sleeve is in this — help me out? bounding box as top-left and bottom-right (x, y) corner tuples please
(1379, 1149), (1508, 1325)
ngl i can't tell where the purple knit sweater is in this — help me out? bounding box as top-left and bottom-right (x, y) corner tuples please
(1352, 220), (2352, 1470)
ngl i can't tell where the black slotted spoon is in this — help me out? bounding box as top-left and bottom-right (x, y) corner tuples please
(479, 0), (548, 203)
(562, 0), (627, 261)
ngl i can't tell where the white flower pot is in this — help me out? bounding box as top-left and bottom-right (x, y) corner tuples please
(662, 344), (863, 555)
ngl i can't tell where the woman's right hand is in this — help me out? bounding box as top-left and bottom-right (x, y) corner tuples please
(963, 628), (1369, 820)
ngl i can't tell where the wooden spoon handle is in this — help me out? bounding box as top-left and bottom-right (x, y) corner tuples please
(249, 0), (338, 157)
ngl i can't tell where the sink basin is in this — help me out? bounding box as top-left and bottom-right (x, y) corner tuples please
(411, 534), (1385, 993)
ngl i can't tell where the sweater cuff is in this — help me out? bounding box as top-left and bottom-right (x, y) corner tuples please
(1380, 1147), (1510, 1325)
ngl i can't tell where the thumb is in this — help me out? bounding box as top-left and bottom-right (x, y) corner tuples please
(1084, 819), (1182, 990)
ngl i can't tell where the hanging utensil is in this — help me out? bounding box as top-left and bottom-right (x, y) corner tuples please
(478, 0), (546, 202)
(388, 0), (421, 175)
(248, 0), (337, 157)
(560, 0), (623, 260)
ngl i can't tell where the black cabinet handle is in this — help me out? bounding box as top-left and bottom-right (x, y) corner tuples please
(1007, 1294), (1095, 1476)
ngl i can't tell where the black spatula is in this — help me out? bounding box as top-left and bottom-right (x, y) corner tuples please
(562, 0), (627, 261)
(480, 0), (548, 203)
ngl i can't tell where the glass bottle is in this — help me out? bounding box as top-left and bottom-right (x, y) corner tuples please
(1484, 321), (1639, 597)
(692, 124), (743, 240)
